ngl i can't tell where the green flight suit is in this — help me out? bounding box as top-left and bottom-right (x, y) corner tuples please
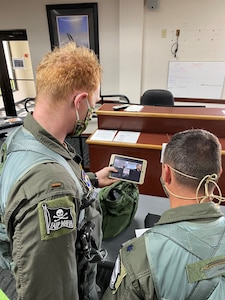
(103, 202), (224, 300)
(3, 113), (102, 300)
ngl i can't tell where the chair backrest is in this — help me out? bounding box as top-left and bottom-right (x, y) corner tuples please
(24, 97), (35, 112)
(140, 89), (174, 106)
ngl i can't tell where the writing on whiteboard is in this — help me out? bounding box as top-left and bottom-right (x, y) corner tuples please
(167, 61), (225, 99)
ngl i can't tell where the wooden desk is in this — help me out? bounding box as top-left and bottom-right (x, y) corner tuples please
(87, 104), (225, 196)
(175, 97), (225, 105)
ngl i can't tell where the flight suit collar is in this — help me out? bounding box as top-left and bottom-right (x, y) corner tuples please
(157, 202), (224, 225)
(23, 112), (81, 163)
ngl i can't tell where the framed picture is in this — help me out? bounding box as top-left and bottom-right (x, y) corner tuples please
(46, 3), (99, 57)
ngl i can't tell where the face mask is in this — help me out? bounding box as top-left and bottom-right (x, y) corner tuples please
(160, 176), (170, 198)
(73, 99), (94, 137)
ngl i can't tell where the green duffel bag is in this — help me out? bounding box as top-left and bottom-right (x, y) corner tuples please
(98, 181), (139, 240)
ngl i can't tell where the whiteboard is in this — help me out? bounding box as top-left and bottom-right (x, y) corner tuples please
(167, 61), (225, 99)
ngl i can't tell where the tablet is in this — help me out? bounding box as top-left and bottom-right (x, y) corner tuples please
(109, 154), (147, 184)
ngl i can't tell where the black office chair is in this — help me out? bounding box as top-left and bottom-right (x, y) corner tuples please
(140, 89), (174, 106)
(24, 97), (36, 112)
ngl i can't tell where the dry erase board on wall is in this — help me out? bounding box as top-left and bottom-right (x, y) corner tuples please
(167, 61), (225, 99)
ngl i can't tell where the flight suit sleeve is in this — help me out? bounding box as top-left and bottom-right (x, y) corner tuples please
(102, 236), (156, 300)
(5, 163), (82, 300)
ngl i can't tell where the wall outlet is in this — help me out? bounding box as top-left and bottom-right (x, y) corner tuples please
(161, 29), (167, 38)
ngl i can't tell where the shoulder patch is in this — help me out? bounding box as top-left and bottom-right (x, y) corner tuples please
(38, 196), (76, 240)
(109, 254), (127, 294)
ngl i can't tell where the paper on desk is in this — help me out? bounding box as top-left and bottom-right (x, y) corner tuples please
(113, 131), (140, 143)
(90, 129), (118, 141)
(160, 143), (168, 163)
(124, 105), (143, 112)
(135, 228), (149, 237)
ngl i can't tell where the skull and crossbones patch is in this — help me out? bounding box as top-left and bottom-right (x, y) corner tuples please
(38, 196), (76, 240)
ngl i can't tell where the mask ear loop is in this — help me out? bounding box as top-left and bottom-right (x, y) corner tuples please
(169, 165), (199, 180)
(164, 165), (203, 201)
(75, 109), (82, 125)
(196, 174), (224, 205)
(76, 98), (93, 125)
(85, 98), (94, 121)
(166, 165), (225, 204)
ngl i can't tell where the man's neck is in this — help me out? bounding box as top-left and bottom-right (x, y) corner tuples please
(170, 197), (197, 208)
(33, 104), (69, 144)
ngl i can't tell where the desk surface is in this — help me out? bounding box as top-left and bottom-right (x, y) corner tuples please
(96, 104), (225, 139)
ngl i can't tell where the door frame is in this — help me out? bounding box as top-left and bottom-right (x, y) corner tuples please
(0, 29), (27, 116)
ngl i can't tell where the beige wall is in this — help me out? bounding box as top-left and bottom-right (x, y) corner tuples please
(1, 0), (225, 104)
(10, 41), (36, 101)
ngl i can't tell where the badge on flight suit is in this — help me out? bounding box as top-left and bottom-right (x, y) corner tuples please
(109, 253), (127, 294)
(38, 196), (76, 240)
(81, 169), (92, 190)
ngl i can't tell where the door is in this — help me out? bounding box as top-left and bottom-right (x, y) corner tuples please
(0, 30), (35, 117)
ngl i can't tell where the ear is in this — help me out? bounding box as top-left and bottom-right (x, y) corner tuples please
(73, 92), (88, 110)
(162, 163), (172, 184)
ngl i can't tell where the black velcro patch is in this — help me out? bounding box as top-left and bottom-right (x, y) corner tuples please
(38, 196), (76, 240)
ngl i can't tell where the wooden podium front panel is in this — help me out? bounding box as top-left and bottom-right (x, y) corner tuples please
(98, 114), (225, 137)
(97, 104), (225, 138)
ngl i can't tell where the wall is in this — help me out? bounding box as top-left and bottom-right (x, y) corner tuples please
(1, 0), (225, 104)
(10, 41), (36, 100)
(142, 0), (225, 103)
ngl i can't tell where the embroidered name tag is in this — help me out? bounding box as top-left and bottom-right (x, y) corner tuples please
(38, 196), (76, 240)
(186, 255), (225, 283)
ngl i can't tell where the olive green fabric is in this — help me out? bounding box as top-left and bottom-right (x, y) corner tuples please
(98, 181), (139, 240)
(0, 223), (12, 269)
(0, 114), (102, 300)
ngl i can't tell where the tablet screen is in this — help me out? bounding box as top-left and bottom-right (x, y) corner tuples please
(109, 154), (147, 184)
